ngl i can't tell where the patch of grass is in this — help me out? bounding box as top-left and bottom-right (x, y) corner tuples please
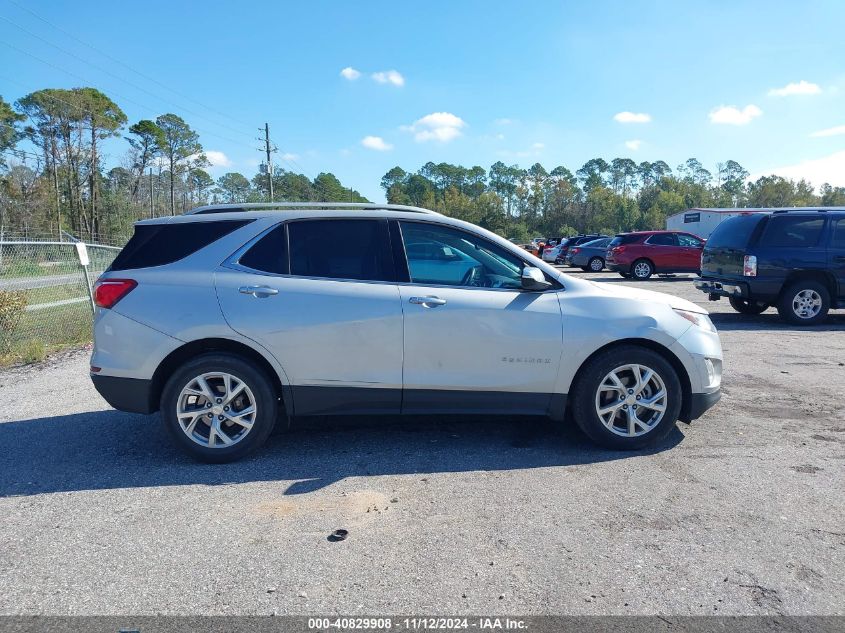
(24, 283), (89, 306)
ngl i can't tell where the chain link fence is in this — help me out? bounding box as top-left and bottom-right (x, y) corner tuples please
(0, 240), (120, 365)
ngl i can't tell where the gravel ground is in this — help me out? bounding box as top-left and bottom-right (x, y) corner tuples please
(0, 270), (843, 616)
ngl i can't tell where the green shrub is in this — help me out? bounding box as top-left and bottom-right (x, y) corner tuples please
(0, 290), (28, 352)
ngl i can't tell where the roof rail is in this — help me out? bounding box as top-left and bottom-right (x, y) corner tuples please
(186, 202), (440, 216)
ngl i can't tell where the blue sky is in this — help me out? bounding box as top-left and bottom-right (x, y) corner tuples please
(2, 0), (845, 201)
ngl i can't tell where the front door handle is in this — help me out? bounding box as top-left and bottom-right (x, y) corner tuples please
(409, 296), (447, 307)
(239, 285), (279, 297)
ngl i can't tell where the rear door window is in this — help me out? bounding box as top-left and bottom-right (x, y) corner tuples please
(645, 233), (676, 246)
(110, 220), (251, 271)
(759, 216), (825, 248)
(706, 214), (763, 249)
(829, 218), (845, 249)
(288, 219), (395, 282)
(238, 224), (288, 274)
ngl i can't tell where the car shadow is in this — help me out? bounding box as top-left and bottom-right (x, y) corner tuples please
(709, 310), (845, 332)
(0, 410), (684, 498)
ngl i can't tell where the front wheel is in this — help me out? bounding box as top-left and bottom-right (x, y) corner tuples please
(729, 297), (769, 315)
(571, 345), (682, 450)
(160, 352), (278, 463)
(776, 280), (830, 325)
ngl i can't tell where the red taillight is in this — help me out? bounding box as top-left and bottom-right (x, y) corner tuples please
(94, 279), (137, 308)
(613, 245), (626, 253)
(571, 248), (581, 254)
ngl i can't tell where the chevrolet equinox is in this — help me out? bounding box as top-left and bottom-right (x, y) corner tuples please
(91, 203), (722, 462)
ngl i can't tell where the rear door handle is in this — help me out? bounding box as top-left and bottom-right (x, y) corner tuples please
(409, 296), (447, 307)
(239, 285), (279, 297)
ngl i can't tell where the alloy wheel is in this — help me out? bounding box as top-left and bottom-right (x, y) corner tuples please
(594, 364), (667, 437)
(633, 261), (652, 279)
(176, 372), (257, 448)
(590, 257), (603, 272)
(791, 289), (822, 320)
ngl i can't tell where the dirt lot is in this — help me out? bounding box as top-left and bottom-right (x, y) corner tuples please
(0, 270), (843, 616)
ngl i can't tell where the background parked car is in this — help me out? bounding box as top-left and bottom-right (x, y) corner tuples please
(564, 237), (613, 271)
(695, 208), (845, 325)
(606, 230), (705, 280)
(555, 234), (609, 264)
(541, 242), (563, 262)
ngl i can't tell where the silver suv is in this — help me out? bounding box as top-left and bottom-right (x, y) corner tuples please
(91, 203), (722, 462)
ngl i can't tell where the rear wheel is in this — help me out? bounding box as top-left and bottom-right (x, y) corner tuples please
(571, 345), (682, 450)
(588, 257), (605, 272)
(776, 280), (830, 325)
(632, 259), (654, 280)
(729, 297), (769, 315)
(161, 352), (278, 462)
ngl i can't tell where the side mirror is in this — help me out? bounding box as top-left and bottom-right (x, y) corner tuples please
(521, 266), (553, 292)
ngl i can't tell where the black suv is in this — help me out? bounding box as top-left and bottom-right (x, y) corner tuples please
(556, 234), (609, 263)
(695, 209), (845, 324)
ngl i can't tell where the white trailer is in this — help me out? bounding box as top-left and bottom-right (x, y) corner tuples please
(666, 208), (758, 238)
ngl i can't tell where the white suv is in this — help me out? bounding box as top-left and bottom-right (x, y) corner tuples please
(91, 203), (722, 462)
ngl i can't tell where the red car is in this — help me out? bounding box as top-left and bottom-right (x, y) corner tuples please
(605, 230), (705, 280)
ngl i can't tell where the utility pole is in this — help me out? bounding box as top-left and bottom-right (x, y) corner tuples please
(148, 168), (154, 218)
(262, 123), (275, 202)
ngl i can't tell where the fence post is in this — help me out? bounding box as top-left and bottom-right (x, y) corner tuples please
(75, 242), (96, 316)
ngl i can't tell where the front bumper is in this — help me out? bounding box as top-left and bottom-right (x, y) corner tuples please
(685, 389), (721, 421)
(91, 374), (156, 414)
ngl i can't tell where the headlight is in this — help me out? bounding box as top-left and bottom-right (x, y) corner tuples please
(674, 308), (716, 333)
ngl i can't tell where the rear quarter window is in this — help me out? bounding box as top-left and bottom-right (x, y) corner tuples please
(609, 234), (642, 246)
(759, 216), (825, 248)
(109, 220), (251, 271)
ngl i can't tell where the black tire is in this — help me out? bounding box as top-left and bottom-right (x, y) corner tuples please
(729, 296), (769, 315)
(580, 266), (591, 272)
(619, 272), (632, 279)
(631, 259), (654, 280)
(588, 257), (605, 272)
(776, 280), (830, 325)
(571, 345), (682, 450)
(160, 352), (278, 463)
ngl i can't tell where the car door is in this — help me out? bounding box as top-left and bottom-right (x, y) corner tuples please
(215, 219), (404, 415)
(643, 233), (678, 269)
(828, 216), (845, 299)
(396, 220), (564, 415)
(677, 233), (705, 271)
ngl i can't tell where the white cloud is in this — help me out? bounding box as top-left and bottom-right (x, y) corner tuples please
(194, 150), (232, 169)
(361, 135), (393, 151)
(810, 124), (845, 138)
(768, 80), (821, 97)
(495, 133), (505, 140)
(709, 104), (762, 125)
(402, 112), (466, 143)
(756, 150), (845, 188)
(280, 152), (299, 161)
(340, 67), (361, 80)
(625, 139), (642, 150)
(371, 70), (404, 86)
(614, 111), (651, 124)
(532, 142), (544, 149)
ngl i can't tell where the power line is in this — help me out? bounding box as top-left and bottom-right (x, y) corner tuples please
(2, 0), (309, 176)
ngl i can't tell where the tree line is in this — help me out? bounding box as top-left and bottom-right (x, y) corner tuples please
(381, 159), (845, 242)
(2, 88), (845, 246)
(0, 88), (367, 244)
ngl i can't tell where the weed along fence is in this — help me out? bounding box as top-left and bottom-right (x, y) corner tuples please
(0, 240), (120, 365)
